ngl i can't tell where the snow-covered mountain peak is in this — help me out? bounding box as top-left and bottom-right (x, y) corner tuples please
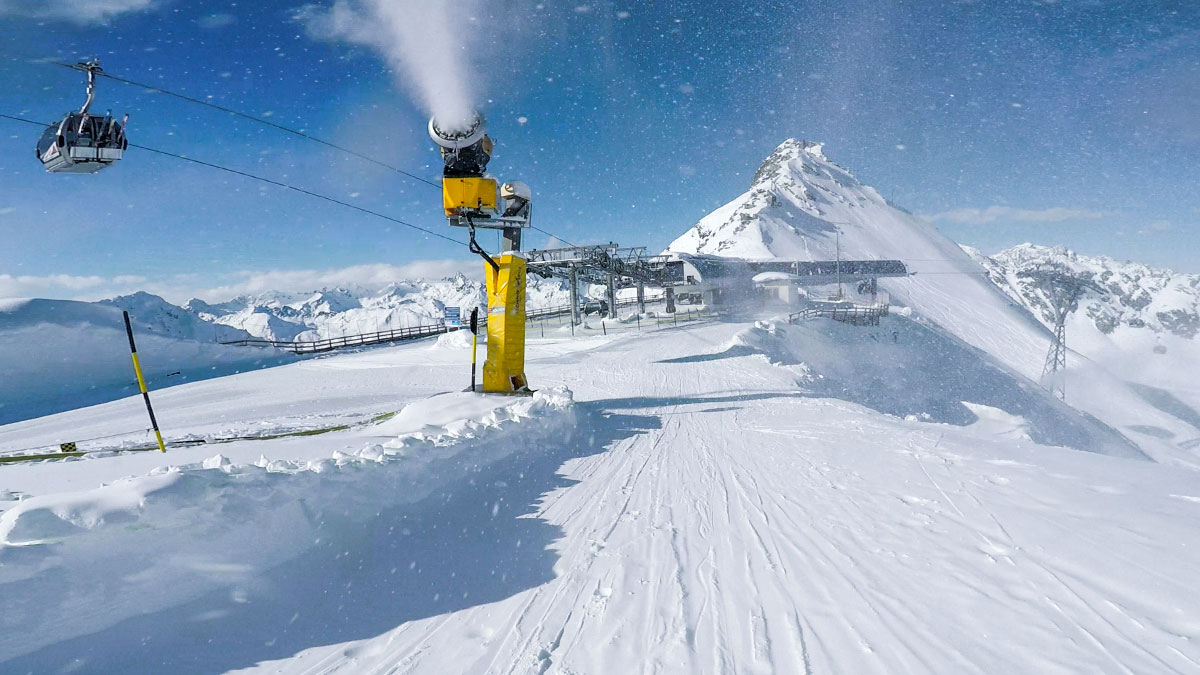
(668, 140), (948, 267)
(750, 138), (830, 186)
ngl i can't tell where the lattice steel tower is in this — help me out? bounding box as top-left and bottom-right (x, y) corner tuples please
(1019, 264), (1102, 402)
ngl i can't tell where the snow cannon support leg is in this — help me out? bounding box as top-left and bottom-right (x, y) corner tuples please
(483, 253), (529, 393)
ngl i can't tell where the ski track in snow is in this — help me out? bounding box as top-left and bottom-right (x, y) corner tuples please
(2, 320), (1199, 674)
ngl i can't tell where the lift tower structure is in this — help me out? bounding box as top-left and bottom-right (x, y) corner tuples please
(525, 245), (686, 324)
(1018, 263), (1105, 402)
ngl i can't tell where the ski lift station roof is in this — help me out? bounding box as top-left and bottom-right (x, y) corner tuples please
(674, 253), (908, 286)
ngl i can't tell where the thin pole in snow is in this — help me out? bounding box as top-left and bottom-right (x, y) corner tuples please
(469, 308), (479, 392)
(123, 311), (167, 453)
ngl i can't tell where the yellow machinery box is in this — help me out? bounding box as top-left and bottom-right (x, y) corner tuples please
(443, 177), (499, 216)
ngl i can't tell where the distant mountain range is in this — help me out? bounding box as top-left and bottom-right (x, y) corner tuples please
(965, 243), (1200, 340)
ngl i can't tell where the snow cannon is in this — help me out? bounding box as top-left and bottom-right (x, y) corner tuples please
(431, 113), (531, 232)
(430, 111), (532, 395)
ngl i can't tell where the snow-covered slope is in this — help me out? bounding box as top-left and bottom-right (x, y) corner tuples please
(667, 140), (1048, 367)
(668, 140), (1200, 464)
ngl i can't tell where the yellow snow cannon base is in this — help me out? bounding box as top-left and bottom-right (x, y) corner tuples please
(443, 177), (499, 217)
(483, 253), (529, 393)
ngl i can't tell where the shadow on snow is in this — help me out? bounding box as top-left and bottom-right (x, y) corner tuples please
(4, 410), (660, 674)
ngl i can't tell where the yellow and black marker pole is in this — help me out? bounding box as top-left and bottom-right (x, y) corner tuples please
(469, 307), (479, 393)
(123, 311), (167, 453)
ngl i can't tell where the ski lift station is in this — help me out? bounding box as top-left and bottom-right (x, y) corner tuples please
(668, 253), (909, 308)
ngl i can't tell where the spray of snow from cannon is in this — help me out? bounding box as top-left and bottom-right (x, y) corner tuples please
(301, 0), (481, 131)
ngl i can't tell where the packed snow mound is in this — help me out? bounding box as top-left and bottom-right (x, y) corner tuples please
(701, 316), (1144, 459)
(667, 140), (1200, 464)
(431, 328), (474, 350)
(0, 387), (575, 661)
(0, 296), (293, 425)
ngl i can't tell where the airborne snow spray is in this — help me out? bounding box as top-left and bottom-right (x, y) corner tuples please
(302, 0), (483, 131)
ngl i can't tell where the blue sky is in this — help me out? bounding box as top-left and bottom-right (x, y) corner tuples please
(1, 0), (1198, 301)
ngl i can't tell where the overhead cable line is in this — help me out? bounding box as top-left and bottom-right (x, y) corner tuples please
(50, 62), (443, 190)
(529, 224), (578, 248)
(11, 56), (586, 250)
(0, 112), (42, 126)
(49, 61), (583, 249)
(1, 112), (465, 247)
(129, 144), (465, 246)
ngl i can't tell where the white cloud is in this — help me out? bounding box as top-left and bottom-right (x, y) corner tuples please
(0, 273), (131, 298)
(927, 206), (1110, 226)
(0, 0), (156, 23)
(1137, 220), (1172, 235)
(0, 261), (474, 304)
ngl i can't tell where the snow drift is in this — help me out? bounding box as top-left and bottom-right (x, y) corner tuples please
(721, 318), (1144, 459)
(0, 387), (575, 663)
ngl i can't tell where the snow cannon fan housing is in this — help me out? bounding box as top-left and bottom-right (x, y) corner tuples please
(430, 113), (531, 229)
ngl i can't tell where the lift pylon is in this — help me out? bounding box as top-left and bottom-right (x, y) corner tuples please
(1018, 263), (1106, 402)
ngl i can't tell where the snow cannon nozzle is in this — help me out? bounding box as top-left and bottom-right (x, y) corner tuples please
(429, 112), (486, 151)
(430, 112), (493, 178)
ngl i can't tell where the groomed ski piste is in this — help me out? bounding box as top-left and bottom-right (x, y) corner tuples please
(2, 315), (1200, 674)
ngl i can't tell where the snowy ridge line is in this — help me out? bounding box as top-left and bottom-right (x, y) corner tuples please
(0, 388), (576, 662)
(221, 298), (673, 354)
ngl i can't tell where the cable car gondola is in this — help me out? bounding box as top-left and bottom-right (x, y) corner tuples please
(36, 59), (127, 174)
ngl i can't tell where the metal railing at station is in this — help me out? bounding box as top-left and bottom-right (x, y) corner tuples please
(788, 302), (890, 326)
